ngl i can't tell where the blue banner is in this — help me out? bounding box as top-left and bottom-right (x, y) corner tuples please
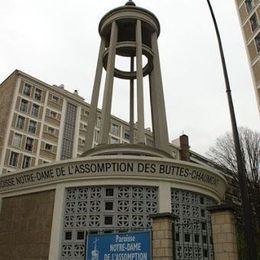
(86, 230), (151, 260)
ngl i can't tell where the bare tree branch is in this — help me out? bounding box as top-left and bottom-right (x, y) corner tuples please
(207, 127), (260, 227)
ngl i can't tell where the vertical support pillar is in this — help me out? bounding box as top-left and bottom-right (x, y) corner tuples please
(136, 20), (145, 144)
(150, 213), (176, 260)
(84, 38), (106, 150)
(150, 32), (170, 153)
(208, 205), (239, 260)
(129, 57), (135, 144)
(159, 183), (172, 213)
(48, 184), (65, 260)
(100, 21), (118, 144)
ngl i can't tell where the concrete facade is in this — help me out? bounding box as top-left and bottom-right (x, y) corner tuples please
(0, 73), (18, 170)
(235, 0), (260, 113)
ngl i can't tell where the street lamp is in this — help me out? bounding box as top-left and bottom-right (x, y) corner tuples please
(205, 0), (257, 259)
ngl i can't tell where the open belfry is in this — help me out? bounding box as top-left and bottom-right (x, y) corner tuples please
(0, 1), (241, 260)
(85, 0), (170, 154)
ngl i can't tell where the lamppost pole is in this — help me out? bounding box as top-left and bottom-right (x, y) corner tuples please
(205, 0), (257, 259)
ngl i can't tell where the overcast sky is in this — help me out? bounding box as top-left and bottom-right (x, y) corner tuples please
(0, 0), (259, 155)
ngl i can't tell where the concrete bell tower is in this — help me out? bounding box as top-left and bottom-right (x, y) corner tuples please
(84, 0), (170, 155)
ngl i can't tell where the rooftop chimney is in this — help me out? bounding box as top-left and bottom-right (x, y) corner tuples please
(180, 134), (190, 161)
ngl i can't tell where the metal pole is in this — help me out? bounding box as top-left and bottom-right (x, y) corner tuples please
(205, 1), (257, 259)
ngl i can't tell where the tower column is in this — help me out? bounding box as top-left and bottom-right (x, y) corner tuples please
(100, 21), (118, 144)
(136, 20), (145, 144)
(84, 38), (106, 150)
(130, 57), (135, 144)
(150, 32), (170, 152)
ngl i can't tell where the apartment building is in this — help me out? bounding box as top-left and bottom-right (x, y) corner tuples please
(235, 0), (260, 113)
(0, 70), (179, 175)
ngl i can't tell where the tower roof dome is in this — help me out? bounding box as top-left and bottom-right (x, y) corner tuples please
(99, 2), (160, 36)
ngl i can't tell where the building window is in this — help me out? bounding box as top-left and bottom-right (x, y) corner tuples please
(201, 222), (207, 231)
(104, 216), (113, 225)
(65, 231), (72, 241)
(9, 151), (19, 167)
(31, 104), (40, 117)
(12, 133), (22, 148)
(47, 126), (55, 134)
(77, 231), (85, 240)
(28, 120), (37, 134)
(194, 234), (200, 243)
(20, 99), (29, 113)
(16, 115), (25, 129)
(34, 88), (42, 101)
(94, 130), (99, 142)
(96, 117), (101, 128)
(203, 249), (208, 258)
(52, 95), (59, 102)
(45, 143), (53, 151)
(110, 137), (120, 144)
(250, 13), (258, 32)
(105, 188), (114, 197)
(255, 33), (260, 52)
(25, 137), (34, 151)
(245, 0), (255, 13)
(22, 155), (31, 168)
(184, 233), (191, 243)
(49, 110), (58, 118)
(23, 83), (31, 96)
(111, 123), (120, 136)
(124, 129), (130, 140)
(105, 202), (114, 211)
(81, 109), (89, 117)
